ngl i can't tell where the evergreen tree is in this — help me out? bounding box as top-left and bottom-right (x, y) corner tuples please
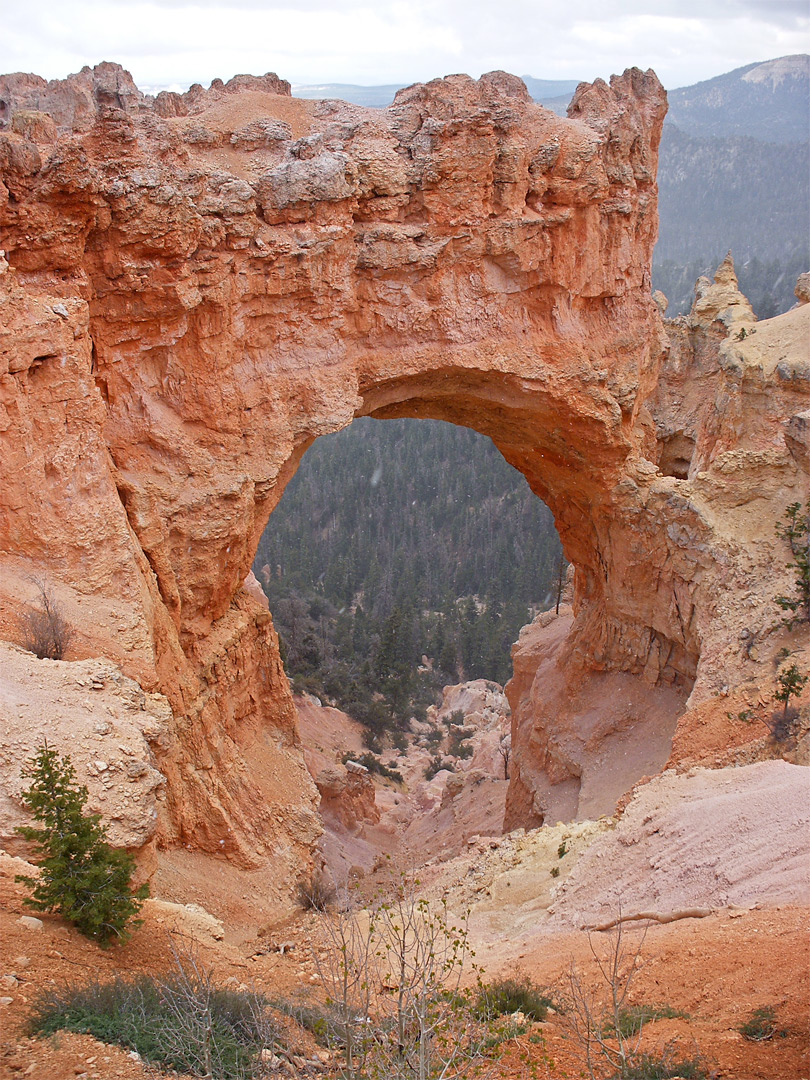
(775, 501), (810, 627)
(775, 663), (808, 719)
(15, 743), (149, 946)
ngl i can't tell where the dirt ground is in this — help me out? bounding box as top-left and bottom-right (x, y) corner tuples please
(1, 841), (808, 1080)
(2, 701), (808, 1080)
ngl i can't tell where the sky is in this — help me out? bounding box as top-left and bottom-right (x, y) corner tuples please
(1, 0), (807, 93)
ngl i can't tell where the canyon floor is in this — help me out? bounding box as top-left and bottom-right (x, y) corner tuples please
(1, 693), (808, 1080)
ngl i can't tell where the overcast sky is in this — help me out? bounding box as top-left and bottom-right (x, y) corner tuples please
(1, 0), (807, 93)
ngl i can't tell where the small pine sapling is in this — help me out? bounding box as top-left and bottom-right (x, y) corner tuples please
(15, 743), (148, 945)
(775, 501), (810, 626)
(775, 663), (808, 720)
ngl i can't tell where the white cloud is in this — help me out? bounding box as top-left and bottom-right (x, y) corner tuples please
(0, 0), (807, 89)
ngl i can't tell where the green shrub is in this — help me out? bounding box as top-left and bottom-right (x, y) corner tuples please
(775, 501), (810, 626)
(28, 961), (281, 1079)
(342, 751), (403, 784)
(726, 709), (754, 723)
(361, 729), (383, 754)
(480, 1015), (530, 1051)
(447, 723), (474, 758)
(475, 975), (552, 1022)
(739, 1005), (786, 1042)
(272, 998), (330, 1046)
(424, 726), (444, 750)
(15, 744), (148, 946)
(619, 1051), (707, 1079)
(605, 1004), (688, 1039)
(392, 730), (409, 754)
(424, 754), (454, 780)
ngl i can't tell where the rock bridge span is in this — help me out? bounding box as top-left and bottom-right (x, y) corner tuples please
(2, 63), (803, 887)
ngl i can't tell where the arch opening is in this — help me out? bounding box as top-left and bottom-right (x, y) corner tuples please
(254, 415), (565, 752)
(246, 375), (699, 844)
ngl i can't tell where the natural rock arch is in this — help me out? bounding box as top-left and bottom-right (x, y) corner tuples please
(2, 63), (806, 885)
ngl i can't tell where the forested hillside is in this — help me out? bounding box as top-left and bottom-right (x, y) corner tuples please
(254, 419), (562, 743)
(652, 56), (809, 315)
(654, 125), (809, 316)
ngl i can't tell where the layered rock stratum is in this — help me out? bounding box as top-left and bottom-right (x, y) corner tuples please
(0, 63), (807, 894)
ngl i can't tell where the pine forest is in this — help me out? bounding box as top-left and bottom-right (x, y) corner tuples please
(254, 418), (563, 745)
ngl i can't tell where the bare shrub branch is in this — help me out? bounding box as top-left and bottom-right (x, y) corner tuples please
(20, 577), (74, 660)
(559, 916), (648, 1079)
(312, 891), (378, 1078)
(297, 869), (337, 912)
(312, 871), (497, 1080)
(559, 913), (707, 1079)
(160, 932), (282, 1078)
(497, 738), (511, 780)
(28, 930), (284, 1079)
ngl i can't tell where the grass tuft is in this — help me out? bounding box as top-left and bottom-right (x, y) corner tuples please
(739, 1004), (786, 1042)
(619, 1050), (708, 1079)
(605, 1003), (689, 1038)
(28, 970), (281, 1079)
(475, 975), (552, 1022)
(272, 997), (331, 1046)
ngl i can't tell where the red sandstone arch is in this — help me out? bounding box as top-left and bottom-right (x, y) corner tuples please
(6, 63), (799, 884)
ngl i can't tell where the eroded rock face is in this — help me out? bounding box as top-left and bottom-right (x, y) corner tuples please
(426, 680), (511, 780)
(547, 760), (810, 927)
(0, 62), (805, 875)
(315, 761), (380, 835)
(505, 263), (810, 828)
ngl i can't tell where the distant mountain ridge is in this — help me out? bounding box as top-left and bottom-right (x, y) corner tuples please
(518, 76), (581, 103)
(291, 82), (406, 108)
(290, 75), (581, 109)
(524, 54), (810, 142)
(666, 55), (809, 142)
